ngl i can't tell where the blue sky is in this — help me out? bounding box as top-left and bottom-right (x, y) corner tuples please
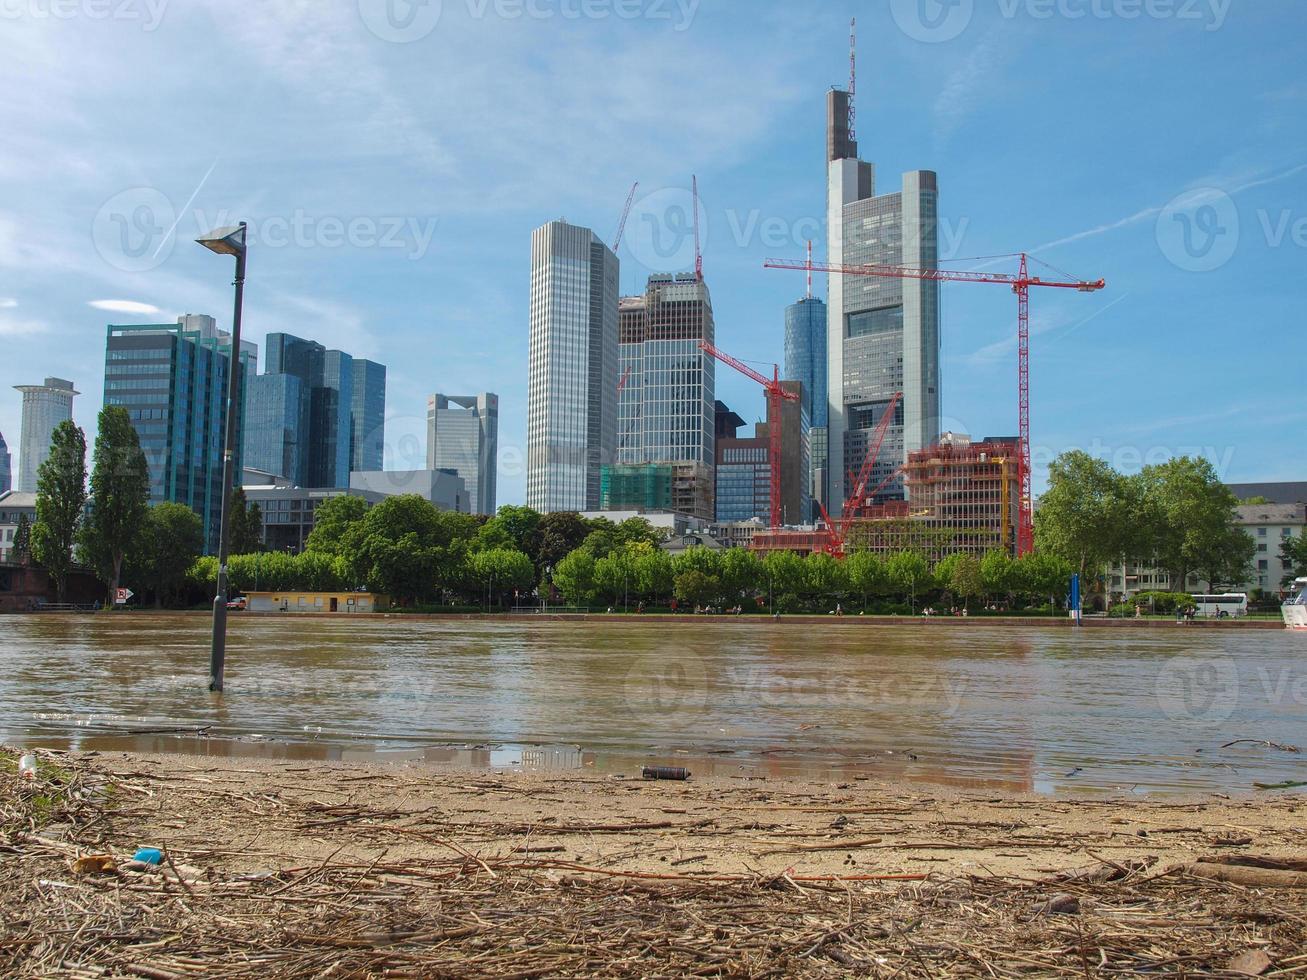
(2, 0), (1304, 504)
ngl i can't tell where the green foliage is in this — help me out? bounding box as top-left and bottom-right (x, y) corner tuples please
(1119, 591), (1194, 614)
(1034, 450), (1136, 578)
(79, 406), (150, 603)
(536, 512), (591, 571)
(469, 548), (536, 607)
(946, 553), (983, 608)
(674, 569), (721, 608)
(304, 495), (369, 555)
(552, 548), (597, 605)
(979, 550), (1014, 602)
(1282, 534), (1307, 582)
(845, 551), (884, 604)
(130, 502), (204, 606)
(228, 488), (264, 555)
(485, 505), (542, 562)
(803, 553), (847, 604)
(884, 552), (929, 603)
(11, 514), (32, 564)
(1137, 457), (1249, 590)
(31, 420), (87, 602)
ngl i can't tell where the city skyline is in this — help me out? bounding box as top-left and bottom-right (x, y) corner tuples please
(2, 3), (1304, 508)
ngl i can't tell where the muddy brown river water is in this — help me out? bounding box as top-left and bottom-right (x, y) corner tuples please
(1, 614), (1303, 795)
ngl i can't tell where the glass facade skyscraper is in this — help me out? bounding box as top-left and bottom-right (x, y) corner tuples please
(427, 392), (498, 515)
(104, 320), (250, 553)
(350, 359), (387, 474)
(527, 220), (619, 513)
(615, 273), (716, 520)
(0, 430), (10, 495)
(785, 296), (828, 518)
(245, 334), (384, 489)
(826, 89), (941, 513)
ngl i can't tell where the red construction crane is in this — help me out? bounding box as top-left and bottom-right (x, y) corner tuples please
(616, 365), (632, 393)
(611, 181), (638, 254)
(816, 392), (901, 556)
(765, 253), (1105, 555)
(691, 175), (703, 281)
(698, 340), (799, 529)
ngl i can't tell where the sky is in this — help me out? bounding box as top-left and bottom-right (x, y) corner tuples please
(1, 0), (1304, 505)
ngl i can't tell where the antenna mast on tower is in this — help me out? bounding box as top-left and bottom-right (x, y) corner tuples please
(848, 17), (857, 142)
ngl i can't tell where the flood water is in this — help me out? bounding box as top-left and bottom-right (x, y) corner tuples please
(1, 614), (1304, 795)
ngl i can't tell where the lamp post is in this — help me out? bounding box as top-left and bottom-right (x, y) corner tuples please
(196, 223), (248, 693)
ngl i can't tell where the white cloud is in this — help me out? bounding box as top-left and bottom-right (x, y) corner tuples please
(88, 299), (161, 314)
(0, 314), (49, 337)
(0, 298), (16, 308)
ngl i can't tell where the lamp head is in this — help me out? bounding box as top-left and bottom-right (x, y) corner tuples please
(196, 222), (247, 257)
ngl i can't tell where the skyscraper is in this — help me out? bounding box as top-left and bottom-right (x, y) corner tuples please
(785, 295), (828, 518)
(350, 359), (387, 475)
(14, 377), (79, 493)
(427, 392), (498, 515)
(527, 220), (619, 513)
(0, 430), (10, 494)
(104, 319), (251, 553)
(613, 273), (716, 520)
(246, 334), (383, 488)
(826, 89), (941, 513)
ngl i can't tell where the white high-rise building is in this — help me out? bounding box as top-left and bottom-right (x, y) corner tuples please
(14, 377), (79, 493)
(825, 89), (941, 513)
(527, 220), (619, 513)
(427, 392), (499, 516)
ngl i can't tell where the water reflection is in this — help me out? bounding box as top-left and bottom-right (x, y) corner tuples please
(1, 615), (1303, 795)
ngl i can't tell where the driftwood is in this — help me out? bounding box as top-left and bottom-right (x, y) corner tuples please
(1183, 855), (1307, 888)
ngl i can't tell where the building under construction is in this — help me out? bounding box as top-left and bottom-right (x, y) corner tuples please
(600, 461), (714, 521)
(751, 433), (1019, 559)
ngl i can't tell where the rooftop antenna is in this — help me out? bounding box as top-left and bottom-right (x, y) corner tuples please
(848, 17), (857, 142)
(805, 239), (813, 299)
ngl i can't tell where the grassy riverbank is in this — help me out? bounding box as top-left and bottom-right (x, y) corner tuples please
(3, 747), (1305, 976)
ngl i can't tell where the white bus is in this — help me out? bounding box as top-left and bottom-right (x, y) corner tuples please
(1190, 593), (1249, 619)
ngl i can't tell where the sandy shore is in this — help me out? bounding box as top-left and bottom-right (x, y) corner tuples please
(4, 748), (1305, 976)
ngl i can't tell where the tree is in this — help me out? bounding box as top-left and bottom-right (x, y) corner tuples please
(132, 503), (204, 607)
(80, 406), (150, 604)
(633, 545), (674, 603)
(344, 495), (475, 604)
(803, 552), (847, 608)
(228, 488), (264, 555)
(674, 569), (721, 608)
(1137, 457), (1246, 591)
(845, 551), (884, 608)
(1282, 534), (1307, 584)
(1012, 552), (1074, 608)
(948, 553), (984, 610)
(552, 548), (597, 606)
(719, 547), (762, 605)
(536, 512), (591, 571)
(31, 420), (87, 602)
(761, 550), (806, 611)
(1194, 524), (1255, 594)
(884, 552), (929, 608)
(1035, 451), (1135, 580)
(486, 505), (542, 563)
(304, 494), (369, 555)
(11, 514), (32, 564)
(470, 548), (536, 607)
(979, 550), (1015, 606)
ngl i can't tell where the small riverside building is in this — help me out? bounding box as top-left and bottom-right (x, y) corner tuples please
(245, 591), (390, 614)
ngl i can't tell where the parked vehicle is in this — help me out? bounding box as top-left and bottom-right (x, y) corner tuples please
(1190, 593), (1248, 619)
(1284, 579), (1307, 631)
(225, 596), (247, 611)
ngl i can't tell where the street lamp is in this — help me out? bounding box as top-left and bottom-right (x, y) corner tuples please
(196, 222), (248, 693)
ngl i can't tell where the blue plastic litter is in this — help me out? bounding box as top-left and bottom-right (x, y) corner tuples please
(133, 848), (164, 865)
